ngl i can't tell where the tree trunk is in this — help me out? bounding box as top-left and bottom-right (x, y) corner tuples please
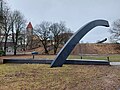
(54, 45), (57, 55)
(45, 47), (49, 54)
(43, 44), (49, 54)
(3, 43), (7, 56)
(42, 41), (49, 55)
(3, 34), (8, 56)
(14, 49), (16, 55)
(14, 36), (18, 55)
(14, 43), (17, 55)
(53, 41), (59, 54)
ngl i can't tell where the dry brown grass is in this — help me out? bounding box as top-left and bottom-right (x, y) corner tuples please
(0, 54), (120, 89)
(0, 64), (120, 90)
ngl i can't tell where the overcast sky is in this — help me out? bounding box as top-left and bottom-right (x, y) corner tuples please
(7, 0), (120, 43)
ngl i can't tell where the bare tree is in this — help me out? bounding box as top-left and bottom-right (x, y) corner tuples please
(11, 10), (26, 55)
(0, 0), (4, 25)
(110, 19), (120, 43)
(0, 1), (26, 55)
(61, 29), (73, 44)
(34, 21), (51, 54)
(2, 6), (13, 55)
(49, 22), (70, 54)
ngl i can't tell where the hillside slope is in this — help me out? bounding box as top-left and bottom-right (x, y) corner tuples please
(72, 44), (120, 55)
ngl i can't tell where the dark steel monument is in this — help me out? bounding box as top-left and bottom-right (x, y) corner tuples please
(51, 20), (109, 67)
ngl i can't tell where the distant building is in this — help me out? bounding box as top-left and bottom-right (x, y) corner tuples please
(26, 22), (42, 50)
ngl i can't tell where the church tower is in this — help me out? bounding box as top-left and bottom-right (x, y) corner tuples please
(26, 22), (33, 49)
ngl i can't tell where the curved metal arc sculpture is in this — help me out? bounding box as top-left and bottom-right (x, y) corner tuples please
(51, 20), (109, 67)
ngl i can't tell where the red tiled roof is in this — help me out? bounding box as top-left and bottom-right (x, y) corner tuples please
(26, 22), (33, 29)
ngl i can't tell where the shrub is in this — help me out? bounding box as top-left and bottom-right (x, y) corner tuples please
(0, 50), (5, 56)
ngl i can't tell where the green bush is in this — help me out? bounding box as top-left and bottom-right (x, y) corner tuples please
(0, 50), (5, 56)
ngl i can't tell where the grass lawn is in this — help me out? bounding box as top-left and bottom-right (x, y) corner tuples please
(0, 64), (120, 90)
(68, 54), (120, 62)
(0, 54), (120, 90)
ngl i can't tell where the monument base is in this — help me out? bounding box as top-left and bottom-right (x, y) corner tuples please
(3, 59), (110, 65)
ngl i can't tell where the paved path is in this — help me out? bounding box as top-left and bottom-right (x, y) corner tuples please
(110, 62), (120, 66)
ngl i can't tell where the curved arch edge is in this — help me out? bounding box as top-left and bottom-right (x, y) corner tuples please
(51, 19), (109, 67)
